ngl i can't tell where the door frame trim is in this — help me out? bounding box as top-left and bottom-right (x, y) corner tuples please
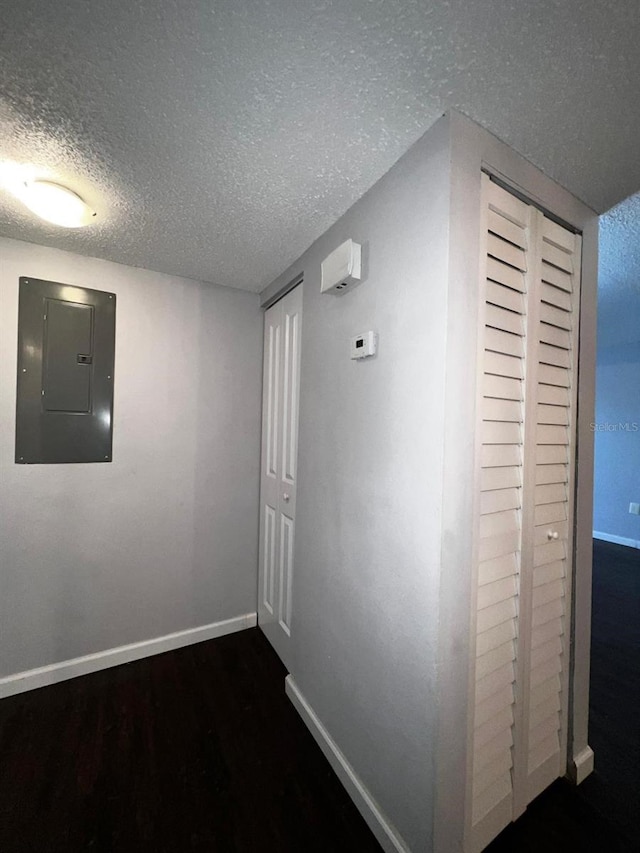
(260, 272), (304, 310)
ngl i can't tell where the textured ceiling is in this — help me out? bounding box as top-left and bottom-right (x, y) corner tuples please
(0, 0), (639, 292)
(598, 193), (640, 348)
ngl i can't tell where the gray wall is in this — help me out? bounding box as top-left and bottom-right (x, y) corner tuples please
(265, 116), (452, 851)
(0, 237), (262, 677)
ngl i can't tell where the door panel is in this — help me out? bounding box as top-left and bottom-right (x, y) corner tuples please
(257, 285), (302, 669)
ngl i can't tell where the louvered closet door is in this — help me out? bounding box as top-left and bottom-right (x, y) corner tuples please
(521, 215), (581, 806)
(466, 177), (582, 853)
(467, 177), (535, 853)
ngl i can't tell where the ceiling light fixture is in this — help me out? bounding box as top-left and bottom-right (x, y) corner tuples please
(19, 180), (96, 228)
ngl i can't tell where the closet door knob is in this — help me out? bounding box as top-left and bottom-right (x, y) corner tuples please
(283, 493), (290, 502)
(547, 530), (559, 540)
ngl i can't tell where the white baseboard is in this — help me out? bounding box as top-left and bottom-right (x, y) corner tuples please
(285, 675), (410, 853)
(0, 612), (257, 699)
(593, 530), (640, 549)
(570, 746), (595, 785)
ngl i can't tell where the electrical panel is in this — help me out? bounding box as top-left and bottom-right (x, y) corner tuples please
(15, 276), (116, 464)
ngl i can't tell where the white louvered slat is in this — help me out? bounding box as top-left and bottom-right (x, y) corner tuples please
(529, 733), (559, 775)
(487, 233), (527, 271)
(476, 640), (517, 680)
(531, 598), (564, 628)
(485, 351), (524, 379)
(530, 674), (562, 709)
(534, 540), (565, 567)
(528, 692), (561, 731)
(542, 218), (575, 252)
(483, 398), (523, 423)
(541, 241), (573, 274)
(535, 464), (567, 485)
(539, 343), (570, 369)
(478, 529), (521, 562)
(476, 598), (518, 634)
(481, 488), (521, 515)
(472, 775), (512, 825)
(539, 324), (572, 351)
(531, 617), (563, 651)
(488, 209), (527, 247)
(477, 576), (518, 611)
(486, 303), (525, 336)
(476, 662), (516, 705)
(486, 257), (526, 292)
(533, 560), (565, 587)
(487, 280), (525, 313)
(483, 374), (522, 401)
(537, 424), (569, 445)
(483, 421), (522, 445)
(487, 178), (529, 225)
(540, 302), (572, 330)
(481, 465), (521, 491)
(535, 483), (567, 505)
(530, 635), (562, 670)
(479, 508), (520, 538)
(535, 444), (568, 465)
(478, 553), (519, 586)
(477, 619), (517, 656)
(540, 282), (572, 312)
(534, 500), (567, 526)
(474, 706), (515, 749)
(541, 264), (572, 294)
(537, 364), (570, 388)
(532, 579), (564, 609)
(537, 404), (569, 425)
(475, 684), (515, 728)
(484, 326), (525, 358)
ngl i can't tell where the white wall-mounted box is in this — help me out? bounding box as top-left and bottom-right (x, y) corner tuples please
(321, 239), (362, 294)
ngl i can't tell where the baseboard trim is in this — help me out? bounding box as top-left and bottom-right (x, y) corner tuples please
(570, 746), (595, 785)
(285, 675), (410, 853)
(593, 531), (640, 549)
(0, 612), (257, 699)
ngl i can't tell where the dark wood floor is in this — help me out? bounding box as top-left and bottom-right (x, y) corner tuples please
(0, 629), (381, 853)
(1, 539), (637, 852)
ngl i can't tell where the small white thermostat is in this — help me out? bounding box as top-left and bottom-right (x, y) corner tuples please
(350, 331), (377, 359)
(321, 239), (362, 294)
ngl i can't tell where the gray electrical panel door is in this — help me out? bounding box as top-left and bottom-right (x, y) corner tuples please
(15, 277), (116, 464)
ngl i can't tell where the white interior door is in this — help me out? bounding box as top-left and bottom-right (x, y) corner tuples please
(257, 284), (302, 669)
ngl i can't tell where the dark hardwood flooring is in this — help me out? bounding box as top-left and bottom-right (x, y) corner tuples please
(1, 539), (637, 852)
(0, 629), (381, 853)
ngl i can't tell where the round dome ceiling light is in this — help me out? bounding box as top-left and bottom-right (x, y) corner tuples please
(20, 180), (96, 228)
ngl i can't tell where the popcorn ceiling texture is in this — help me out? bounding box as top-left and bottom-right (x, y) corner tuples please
(0, 0), (638, 292)
(598, 193), (640, 348)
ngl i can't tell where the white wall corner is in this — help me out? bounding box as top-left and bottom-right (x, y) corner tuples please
(569, 746), (595, 785)
(0, 613), (257, 699)
(285, 676), (411, 853)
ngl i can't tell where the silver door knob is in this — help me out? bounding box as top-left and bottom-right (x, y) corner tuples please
(283, 493), (290, 502)
(547, 530), (559, 540)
